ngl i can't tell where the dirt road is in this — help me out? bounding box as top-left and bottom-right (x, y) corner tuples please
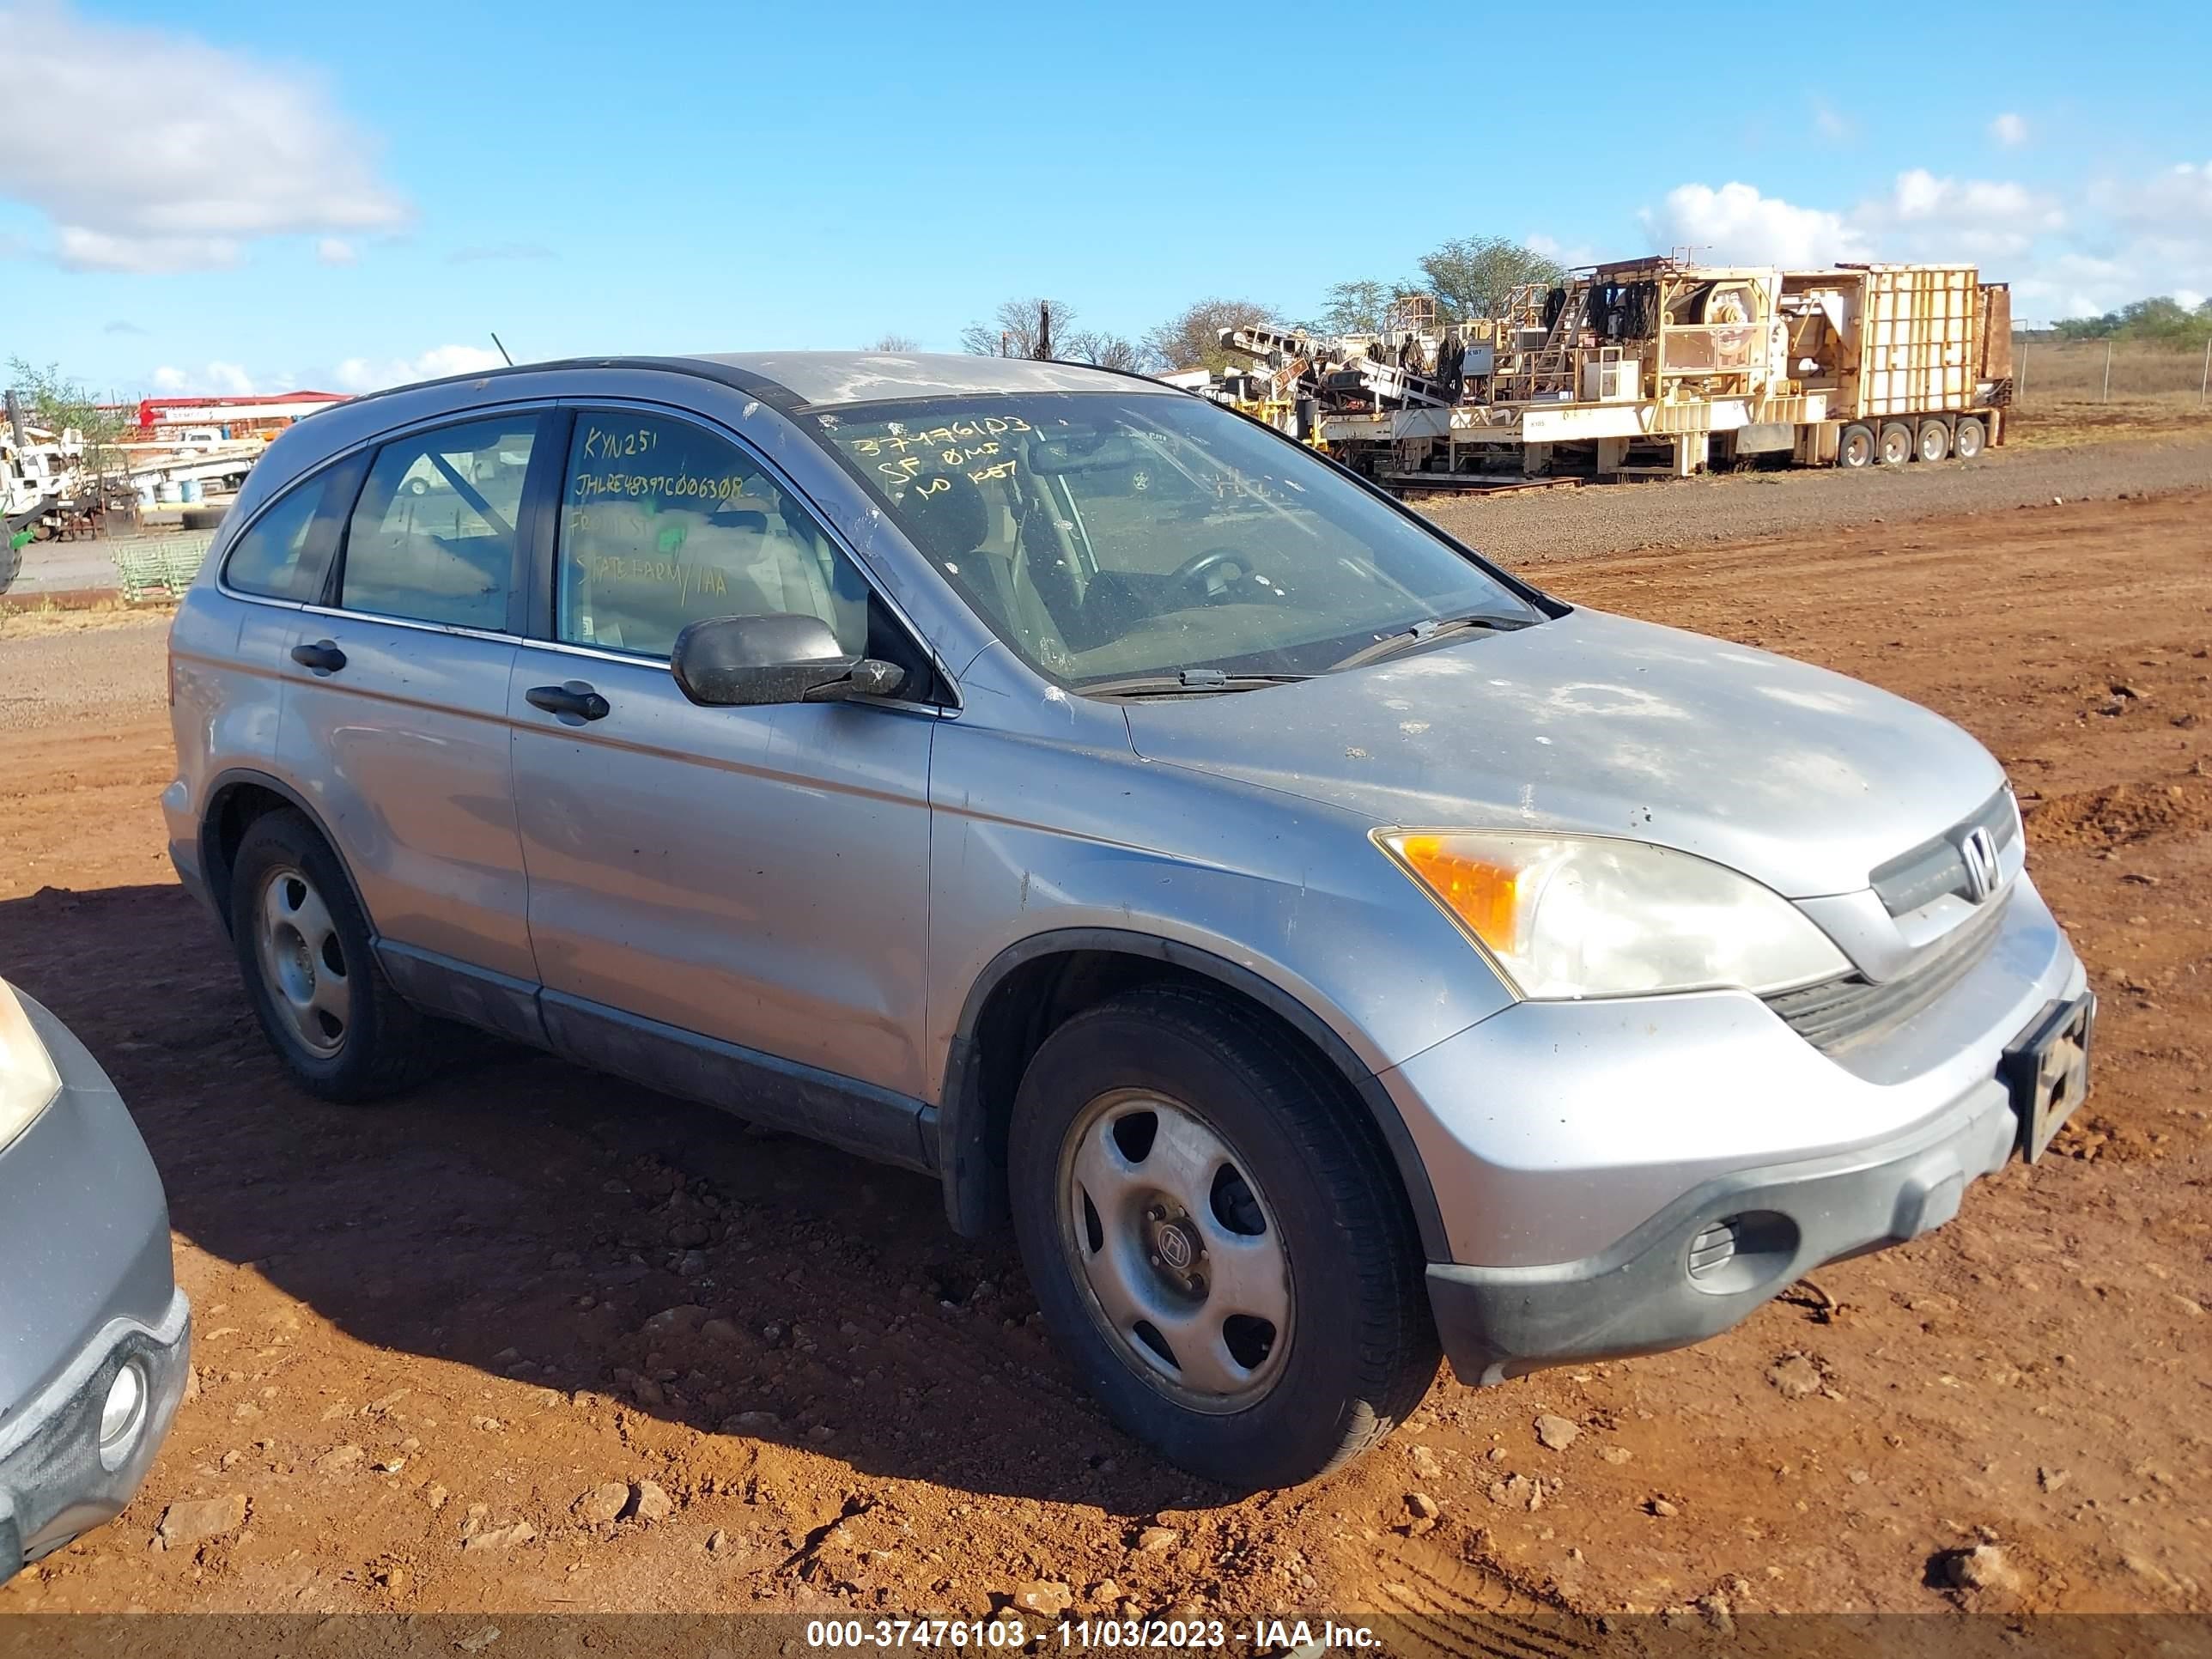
(1, 489), (2207, 1629)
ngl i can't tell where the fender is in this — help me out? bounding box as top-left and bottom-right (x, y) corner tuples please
(198, 767), (376, 939)
(938, 927), (1451, 1261)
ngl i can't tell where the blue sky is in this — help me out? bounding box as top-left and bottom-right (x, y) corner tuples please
(5, 0), (2209, 396)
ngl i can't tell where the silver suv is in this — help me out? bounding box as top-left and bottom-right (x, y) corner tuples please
(163, 353), (2091, 1487)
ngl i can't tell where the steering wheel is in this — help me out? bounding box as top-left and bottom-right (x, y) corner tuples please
(1167, 545), (1260, 604)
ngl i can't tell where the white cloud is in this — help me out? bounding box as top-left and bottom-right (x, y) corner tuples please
(1640, 182), (1869, 266)
(1645, 161), (2212, 326)
(1856, 168), (2065, 260)
(149, 362), (262, 395)
(1813, 100), (1856, 143)
(317, 238), (359, 266)
(1528, 232), (1601, 268)
(2, 0), (408, 272)
(1990, 112), (2030, 148)
(2109, 159), (2212, 228)
(332, 345), (507, 392)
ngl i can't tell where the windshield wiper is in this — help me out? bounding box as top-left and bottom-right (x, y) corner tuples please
(1326, 611), (1533, 672)
(1082, 669), (1310, 699)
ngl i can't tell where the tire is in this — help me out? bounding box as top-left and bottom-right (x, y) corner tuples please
(1916, 419), (1951, 463)
(1877, 422), (1913, 466)
(1838, 422), (1875, 469)
(1954, 416), (1987, 459)
(228, 809), (436, 1102)
(1007, 985), (1439, 1488)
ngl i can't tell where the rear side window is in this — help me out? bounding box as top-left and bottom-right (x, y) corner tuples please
(222, 473), (335, 599)
(556, 412), (870, 659)
(338, 416), (538, 630)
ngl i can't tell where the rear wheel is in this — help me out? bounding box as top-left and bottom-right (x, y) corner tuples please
(1954, 416), (1987, 459)
(229, 810), (437, 1102)
(1916, 418), (1951, 463)
(1877, 422), (1914, 466)
(1008, 986), (1439, 1489)
(1838, 422), (1876, 469)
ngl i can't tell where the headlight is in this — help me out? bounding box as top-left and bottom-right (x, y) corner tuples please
(1375, 830), (1850, 1000)
(0, 977), (64, 1154)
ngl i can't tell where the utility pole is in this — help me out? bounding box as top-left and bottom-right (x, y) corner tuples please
(2201, 336), (2209, 406)
(2102, 338), (2112, 403)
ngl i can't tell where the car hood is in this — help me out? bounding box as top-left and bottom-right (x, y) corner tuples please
(1121, 607), (2004, 899)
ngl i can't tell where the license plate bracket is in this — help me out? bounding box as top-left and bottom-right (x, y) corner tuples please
(2001, 991), (2096, 1164)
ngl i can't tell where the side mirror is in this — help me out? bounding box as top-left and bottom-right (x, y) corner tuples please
(670, 614), (906, 708)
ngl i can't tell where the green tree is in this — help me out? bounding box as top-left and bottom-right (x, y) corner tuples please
(1141, 297), (1276, 373)
(6, 357), (131, 493)
(1309, 280), (1401, 336)
(2051, 295), (2212, 346)
(1416, 236), (1565, 323)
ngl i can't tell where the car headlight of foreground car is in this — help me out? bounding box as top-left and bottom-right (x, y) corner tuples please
(1376, 830), (1850, 1000)
(0, 976), (64, 1154)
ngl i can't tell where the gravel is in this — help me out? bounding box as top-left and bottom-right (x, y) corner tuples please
(1416, 434), (2212, 568)
(0, 613), (169, 732)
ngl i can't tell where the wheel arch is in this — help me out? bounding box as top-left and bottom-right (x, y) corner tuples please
(200, 769), (373, 939)
(938, 927), (1450, 1260)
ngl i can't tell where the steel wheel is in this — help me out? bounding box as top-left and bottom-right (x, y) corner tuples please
(254, 866), (349, 1057)
(1878, 422), (1913, 465)
(1917, 419), (1951, 463)
(1838, 423), (1875, 468)
(1954, 416), (1986, 459)
(1058, 1088), (1292, 1412)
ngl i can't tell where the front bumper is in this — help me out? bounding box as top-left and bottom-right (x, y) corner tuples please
(1380, 875), (2085, 1383)
(1426, 1079), (2019, 1384)
(1, 993), (191, 1587)
(0, 1290), (191, 1583)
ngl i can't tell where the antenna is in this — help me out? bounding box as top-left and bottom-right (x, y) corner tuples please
(490, 331), (514, 367)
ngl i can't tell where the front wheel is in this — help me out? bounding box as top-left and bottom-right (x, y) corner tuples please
(1008, 986), (1439, 1488)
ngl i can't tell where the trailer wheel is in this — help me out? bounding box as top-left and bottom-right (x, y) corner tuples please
(1954, 416), (1987, 460)
(1916, 419), (1951, 463)
(1877, 422), (1913, 466)
(1838, 423), (1876, 469)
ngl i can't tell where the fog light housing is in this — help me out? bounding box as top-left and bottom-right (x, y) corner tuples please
(97, 1361), (147, 1468)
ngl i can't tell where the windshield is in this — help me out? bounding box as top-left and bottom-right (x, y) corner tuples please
(811, 391), (1542, 689)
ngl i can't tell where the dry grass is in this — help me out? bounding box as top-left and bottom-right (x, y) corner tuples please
(2001, 341), (2209, 447)
(0, 597), (173, 640)
(2013, 340), (2211, 400)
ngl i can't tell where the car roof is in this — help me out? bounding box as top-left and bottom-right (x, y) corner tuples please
(700, 351), (1164, 408)
(332, 350), (1170, 421)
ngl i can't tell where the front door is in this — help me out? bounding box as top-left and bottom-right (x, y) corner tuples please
(507, 407), (939, 1145)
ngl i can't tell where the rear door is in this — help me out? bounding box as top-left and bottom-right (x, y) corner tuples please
(275, 410), (549, 1019)
(507, 404), (940, 1138)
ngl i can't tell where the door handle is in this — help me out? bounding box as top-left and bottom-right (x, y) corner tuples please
(526, 681), (611, 722)
(289, 639), (346, 673)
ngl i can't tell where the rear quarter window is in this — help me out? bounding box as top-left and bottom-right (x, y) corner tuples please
(221, 474), (336, 600)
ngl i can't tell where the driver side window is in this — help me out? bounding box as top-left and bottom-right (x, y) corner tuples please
(557, 413), (870, 661)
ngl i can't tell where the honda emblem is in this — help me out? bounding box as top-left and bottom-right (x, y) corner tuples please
(1959, 826), (2002, 902)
